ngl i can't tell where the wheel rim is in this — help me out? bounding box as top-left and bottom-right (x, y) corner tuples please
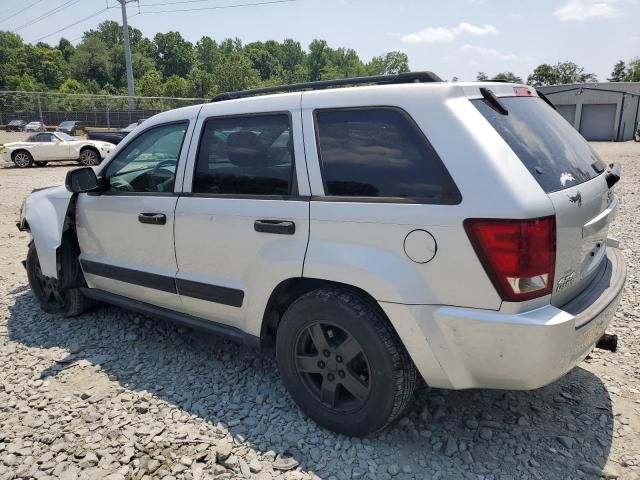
(33, 259), (65, 308)
(81, 150), (98, 165)
(14, 152), (30, 167)
(294, 322), (371, 412)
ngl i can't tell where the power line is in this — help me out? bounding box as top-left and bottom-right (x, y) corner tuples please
(139, 0), (224, 6)
(14, 0), (83, 32)
(29, 7), (112, 43)
(0, 0), (47, 25)
(140, 0), (295, 13)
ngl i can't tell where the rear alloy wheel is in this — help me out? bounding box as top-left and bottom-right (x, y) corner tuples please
(12, 151), (33, 168)
(276, 288), (417, 436)
(79, 149), (100, 166)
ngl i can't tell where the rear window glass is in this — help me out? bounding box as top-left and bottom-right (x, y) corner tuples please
(472, 96), (605, 193)
(315, 108), (460, 203)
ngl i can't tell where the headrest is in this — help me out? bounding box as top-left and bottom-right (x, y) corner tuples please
(225, 131), (263, 167)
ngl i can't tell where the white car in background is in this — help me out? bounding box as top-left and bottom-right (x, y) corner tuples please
(2, 132), (115, 168)
(25, 121), (46, 132)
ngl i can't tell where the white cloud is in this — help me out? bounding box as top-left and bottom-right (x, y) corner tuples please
(401, 22), (498, 44)
(554, 0), (618, 21)
(461, 44), (519, 61)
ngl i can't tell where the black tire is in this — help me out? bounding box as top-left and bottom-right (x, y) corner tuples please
(26, 242), (87, 317)
(79, 148), (100, 166)
(34, 161), (48, 167)
(276, 287), (417, 436)
(12, 150), (33, 168)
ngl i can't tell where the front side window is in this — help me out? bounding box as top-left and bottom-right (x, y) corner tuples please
(193, 114), (294, 196)
(104, 122), (188, 193)
(36, 133), (56, 142)
(315, 108), (460, 203)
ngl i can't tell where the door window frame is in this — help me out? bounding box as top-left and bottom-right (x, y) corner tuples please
(184, 111), (303, 200)
(94, 120), (191, 197)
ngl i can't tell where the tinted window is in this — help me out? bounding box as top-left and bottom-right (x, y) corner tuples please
(193, 114), (294, 196)
(315, 108), (460, 202)
(36, 133), (55, 142)
(105, 122), (188, 193)
(473, 97), (605, 193)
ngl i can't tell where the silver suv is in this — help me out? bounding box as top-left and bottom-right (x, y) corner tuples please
(18, 72), (626, 436)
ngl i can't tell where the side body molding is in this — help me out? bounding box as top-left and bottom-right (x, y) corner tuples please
(23, 185), (74, 278)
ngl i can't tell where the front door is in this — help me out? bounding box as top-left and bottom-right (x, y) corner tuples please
(76, 121), (193, 310)
(174, 95), (310, 335)
(34, 133), (68, 160)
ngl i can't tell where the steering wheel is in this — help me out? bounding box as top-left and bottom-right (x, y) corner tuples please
(109, 179), (134, 192)
(152, 159), (177, 174)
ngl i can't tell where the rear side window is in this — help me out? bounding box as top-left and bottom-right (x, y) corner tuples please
(194, 114), (294, 196)
(472, 96), (605, 193)
(314, 108), (460, 203)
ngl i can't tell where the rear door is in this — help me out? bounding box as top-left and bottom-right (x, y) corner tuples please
(174, 94), (310, 335)
(472, 94), (616, 310)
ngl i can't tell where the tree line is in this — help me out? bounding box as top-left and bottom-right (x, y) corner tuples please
(0, 21), (409, 99)
(0, 21), (638, 100)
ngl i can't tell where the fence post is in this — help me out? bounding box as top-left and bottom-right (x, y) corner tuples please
(37, 93), (43, 124)
(106, 97), (110, 129)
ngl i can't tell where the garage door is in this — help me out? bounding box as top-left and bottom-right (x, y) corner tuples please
(579, 104), (617, 141)
(556, 105), (576, 126)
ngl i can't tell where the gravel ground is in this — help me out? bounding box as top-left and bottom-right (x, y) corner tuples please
(0, 140), (639, 480)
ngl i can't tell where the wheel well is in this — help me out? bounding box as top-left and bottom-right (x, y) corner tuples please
(80, 145), (99, 154)
(11, 149), (30, 160)
(260, 278), (381, 346)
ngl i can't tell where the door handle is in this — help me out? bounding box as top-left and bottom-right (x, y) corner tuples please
(138, 213), (166, 225)
(254, 219), (295, 235)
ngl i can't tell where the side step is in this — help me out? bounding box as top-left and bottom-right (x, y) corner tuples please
(81, 288), (260, 347)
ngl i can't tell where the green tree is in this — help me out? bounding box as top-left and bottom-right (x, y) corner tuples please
(154, 31), (193, 78)
(186, 67), (216, 98)
(137, 69), (163, 97)
(625, 58), (640, 82)
(26, 46), (67, 89)
(195, 36), (221, 73)
(162, 74), (188, 97)
(212, 52), (259, 93)
(57, 38), (75, 62)
(307, 39), (328, 81)
(608, 60), (626, 82)
(527, 63), (557, 86)
(5, 73), (44, 91)
(278, 39), (305, 83)
(476, 72), (489, 81)
(368, 51), (410, 75)
(0, 31), (25, 87)
(245, 42), (282, 81)
(492, 72), (523, 83)
(70, 36), (110, 87)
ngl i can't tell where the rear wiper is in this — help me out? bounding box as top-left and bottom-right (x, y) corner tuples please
(479, 88), (508, 115)
(536, 90), (556, 110)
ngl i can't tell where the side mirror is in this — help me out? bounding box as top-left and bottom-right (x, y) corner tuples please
(65, 167), (100, 193)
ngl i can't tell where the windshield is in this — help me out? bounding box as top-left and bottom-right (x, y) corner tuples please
(472, 96), (605, 193)
(56, 132), (74, 141)
(59, 121), (74, 128)
(124, 123), (138, 131)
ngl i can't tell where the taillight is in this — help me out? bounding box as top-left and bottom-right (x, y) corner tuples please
(464, 216), (556, 302)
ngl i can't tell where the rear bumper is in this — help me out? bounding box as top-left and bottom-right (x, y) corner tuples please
(381, 246), (626, 390)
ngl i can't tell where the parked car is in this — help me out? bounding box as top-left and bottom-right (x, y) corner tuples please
(17, 72), (626, 436)
(2, 131), (114, 167)
(25, 121), (46, 132)
(5, 120), (27, 132)
(56, 120), (84, 136)
(86, 118), (146, 145)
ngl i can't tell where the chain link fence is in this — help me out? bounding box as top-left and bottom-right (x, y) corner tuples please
(0, 91), (207, 129)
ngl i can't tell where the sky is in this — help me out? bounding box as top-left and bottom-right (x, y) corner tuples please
(2, 0), (639, 82)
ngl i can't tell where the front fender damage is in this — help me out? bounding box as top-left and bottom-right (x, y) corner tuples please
(21, 185), (74, 279)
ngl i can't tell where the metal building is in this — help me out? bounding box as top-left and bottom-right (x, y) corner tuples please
(538, 82), (640, 141)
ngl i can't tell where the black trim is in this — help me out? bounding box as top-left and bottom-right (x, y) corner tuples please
(80, 259), (246, 308)
(81, 288), (258, 346)
(176, 278), (244, 308)
(312, 106), (463, 205)
(81, 259), (176, 293)
(179, 192), (310, 201)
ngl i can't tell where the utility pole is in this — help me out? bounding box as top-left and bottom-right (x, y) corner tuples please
(118, 0), (136, 110)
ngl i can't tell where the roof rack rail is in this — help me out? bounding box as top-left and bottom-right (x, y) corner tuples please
(211, 71), (443, 102)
